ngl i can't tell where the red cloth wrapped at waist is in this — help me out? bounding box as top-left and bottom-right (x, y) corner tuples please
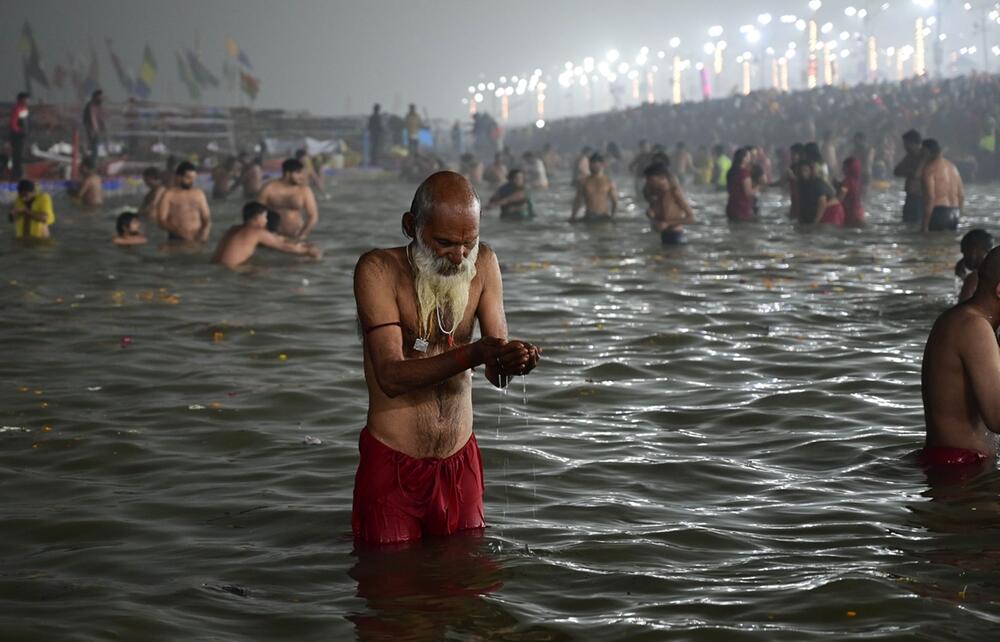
(917, 446), (988, 467)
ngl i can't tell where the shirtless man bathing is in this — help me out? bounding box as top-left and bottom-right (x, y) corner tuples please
(212, 201), (321, 269)
(570, 153), (618, 223)
(352, 171), (541, 545)
(920, 138), (964, 233)
(643, 160), (695, 245)
(258, 158), (319, 240)
(155, 161), (211, 242)
(920, 246), (1000, 466)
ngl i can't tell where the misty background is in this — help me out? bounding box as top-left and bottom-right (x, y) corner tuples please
(1, 0), (994, 122)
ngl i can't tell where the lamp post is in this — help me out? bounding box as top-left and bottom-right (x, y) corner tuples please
(672, 55), (683, 104)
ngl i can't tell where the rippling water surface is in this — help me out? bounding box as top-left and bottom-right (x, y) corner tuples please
(3, 173), (1000, 640)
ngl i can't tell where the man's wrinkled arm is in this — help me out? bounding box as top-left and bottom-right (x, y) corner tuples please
(356, 252), (486, 397)
(475, 249), (509, 387)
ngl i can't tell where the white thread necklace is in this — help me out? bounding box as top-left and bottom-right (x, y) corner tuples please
(407, 242), (458, 351)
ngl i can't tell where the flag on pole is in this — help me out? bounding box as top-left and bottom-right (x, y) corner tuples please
(240, 70), (260, 101)
(134, 45), (157, 99)
(106, 38), (135, 95)
(185, 49), (219, 88)
(226, 36), (253, 70)
(19, 23), (50, 89)
(176, 52), (201, 100)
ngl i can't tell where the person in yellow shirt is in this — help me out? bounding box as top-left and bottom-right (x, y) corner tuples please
(10, 180), (55, 240)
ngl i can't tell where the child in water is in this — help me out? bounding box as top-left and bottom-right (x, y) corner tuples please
(113, 211), (148, 246)
(955, 229), (993, 302)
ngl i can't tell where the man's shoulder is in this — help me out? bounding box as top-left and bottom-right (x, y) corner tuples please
(475, 243), (498, 270)
(935, 304), (988, 338)
(356, 247), (405, 275)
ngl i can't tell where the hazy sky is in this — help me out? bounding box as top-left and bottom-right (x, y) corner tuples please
(2, 0), (991, 121)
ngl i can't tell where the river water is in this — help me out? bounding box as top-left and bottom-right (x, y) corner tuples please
(3, 174), (1000, 640)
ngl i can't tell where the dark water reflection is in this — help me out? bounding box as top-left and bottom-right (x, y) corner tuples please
(2, 175), (1000, 639)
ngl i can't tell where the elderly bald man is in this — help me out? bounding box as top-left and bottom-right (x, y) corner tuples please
(352, 171), (541, 546)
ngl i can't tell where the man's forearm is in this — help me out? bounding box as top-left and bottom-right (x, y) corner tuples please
(376, 343), (484, 398)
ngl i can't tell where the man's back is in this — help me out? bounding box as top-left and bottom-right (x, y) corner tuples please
(925, 157), (962, 207)
(260, 180), (304, 210)
(922, 304), (1000, 454)
(212, 225), (258, 267)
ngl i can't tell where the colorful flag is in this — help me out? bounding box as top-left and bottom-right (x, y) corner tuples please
(185, 49), (219, 88)
(176, 52), (201, 100)
(240, 70), (260, 101)
(134, 45), (157, 99)
(106, 38), (135, 95)
(226, 36), (252, 70)
(19, 23), (50, 89)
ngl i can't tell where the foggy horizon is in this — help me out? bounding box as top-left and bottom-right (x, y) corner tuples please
(2, 0), (996, 123)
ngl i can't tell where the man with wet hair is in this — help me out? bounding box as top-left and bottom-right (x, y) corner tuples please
(570, 153), (618, 223)
(211, 201), (321, 269)
(921, 246), (1000, 466)
(643, 160), (695, 245)
(351, 171), (541, 545)
(113, 211), (147, 246)
(894, 129), (924, 225)
(920, 138), (964, 232)
(155, 161), (211, 242)
(258, 158), (319, 240)
(956, 229), (994, 302)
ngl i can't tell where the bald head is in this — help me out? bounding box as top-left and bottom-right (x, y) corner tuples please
(409, 171), (480, 232)
(977, 246), (1000, 294)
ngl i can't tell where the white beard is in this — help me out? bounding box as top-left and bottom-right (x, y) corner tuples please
(411, 237), (479, 337)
